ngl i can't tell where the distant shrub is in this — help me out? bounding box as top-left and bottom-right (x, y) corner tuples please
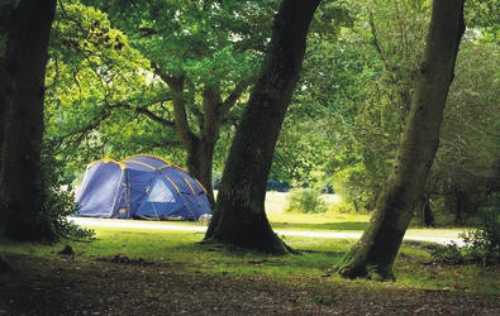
(461, 208), (500, 265)
(328, 201), (355, 214)
(429, 242), (464, 265)
(430, 208), (500, 265)
(286, 189), (327, 214)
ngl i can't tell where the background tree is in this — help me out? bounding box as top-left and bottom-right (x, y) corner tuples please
(429, 40), (500, 225)
(74, 0), (281, 204)
(205, 0), (321, 254)
(338, 0), (466, 280)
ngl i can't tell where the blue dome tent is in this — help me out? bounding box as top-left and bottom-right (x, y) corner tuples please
(75, 155), (211, 220)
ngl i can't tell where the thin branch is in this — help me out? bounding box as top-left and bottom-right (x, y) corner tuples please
(109, 101), (175, 128)
(218, 76), (255, 120)
(368, 11), (392, 72)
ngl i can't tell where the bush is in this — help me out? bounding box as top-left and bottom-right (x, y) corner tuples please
(429, 242), (465, 265)
(285, 189), (327, 214)
(38, 144), (94, 242)
(328, 201), (355, 214)
(461, 208), (500, 265)
(431, 208), (500, 265)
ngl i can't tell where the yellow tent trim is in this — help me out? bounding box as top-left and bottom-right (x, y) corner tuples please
(123, 154), (209, 193)
(125, 154), (190, 173)
(165, 176), (181, 194)
(87, 155), (209, 193)
(194, 179), (208, 194)
(183, 177), (196, 195)
(128, 159), (157, 170)
(87, 158), (126, 170)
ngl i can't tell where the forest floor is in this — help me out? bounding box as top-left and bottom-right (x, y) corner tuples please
(1, 226), (499, 315)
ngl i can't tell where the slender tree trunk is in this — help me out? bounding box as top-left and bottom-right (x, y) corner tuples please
(186, 137), (216, 205)
(164, 76), (219, 205)
(423, 196), (434, 227)
(338, 0), (465, 280)
(158, 72), (251, 207)
(418, 194), (434, 227)
(0, 0), (56, 241)
(204, 0), (321, 254)
(454, 189), (467, 225)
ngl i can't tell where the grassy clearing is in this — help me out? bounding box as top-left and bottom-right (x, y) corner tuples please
(1, 227), (498, 296)
(269, 211), (370, 231)
(1, 193), (493, 314)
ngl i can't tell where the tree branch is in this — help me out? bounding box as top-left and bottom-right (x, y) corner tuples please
(152, 66), (199, 149)
(202, 85), (222, 141)
(218, 76), (255, 120)
(109, 101), (175, 128)
(368, 11), (393, 73)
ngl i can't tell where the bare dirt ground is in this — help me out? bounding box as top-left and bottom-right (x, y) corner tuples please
(1, 254), (499, 316)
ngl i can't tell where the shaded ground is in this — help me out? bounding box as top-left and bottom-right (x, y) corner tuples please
(1, 254), (499, 316)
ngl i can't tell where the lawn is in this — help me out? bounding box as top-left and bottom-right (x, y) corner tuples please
(1, 225), (499, 314)
(1, 228), (498, 295)
(0, 193), (497, 315)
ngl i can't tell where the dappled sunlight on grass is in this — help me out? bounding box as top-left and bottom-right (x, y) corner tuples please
(1, 227), (498, 296)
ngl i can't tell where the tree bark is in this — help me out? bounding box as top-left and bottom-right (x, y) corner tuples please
(0, 64), (7, 173)
(454, 188), (468, 225)
(338, 0), (465, 280)
(422, 197), (434, 227)
(418, 194), (434, 227)
(186, 137), (216, 205)
(159, 73), (252, 206)
(204, 0), (321, 254)
(0, 58), (7, 232)
(0, 4), (12, 184)
(0, 0), (57, 240)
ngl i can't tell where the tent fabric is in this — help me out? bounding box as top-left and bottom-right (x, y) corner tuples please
(75, 155), (211, 220)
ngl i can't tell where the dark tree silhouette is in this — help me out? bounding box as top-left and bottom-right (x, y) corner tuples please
(0, 0), (57, 240)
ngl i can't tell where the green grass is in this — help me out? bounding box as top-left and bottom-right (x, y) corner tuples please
(1, 227), (498, 296)
(269, 211), (370, 231)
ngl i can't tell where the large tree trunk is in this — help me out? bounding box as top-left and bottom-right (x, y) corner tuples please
(0, 65), (6, 173)
(0, 0), (56, 240)
(204, 0), (320, 254)
(338, 0), (465, 280)
(0, 54), (7, 233)
(0, 4), (12, 184)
